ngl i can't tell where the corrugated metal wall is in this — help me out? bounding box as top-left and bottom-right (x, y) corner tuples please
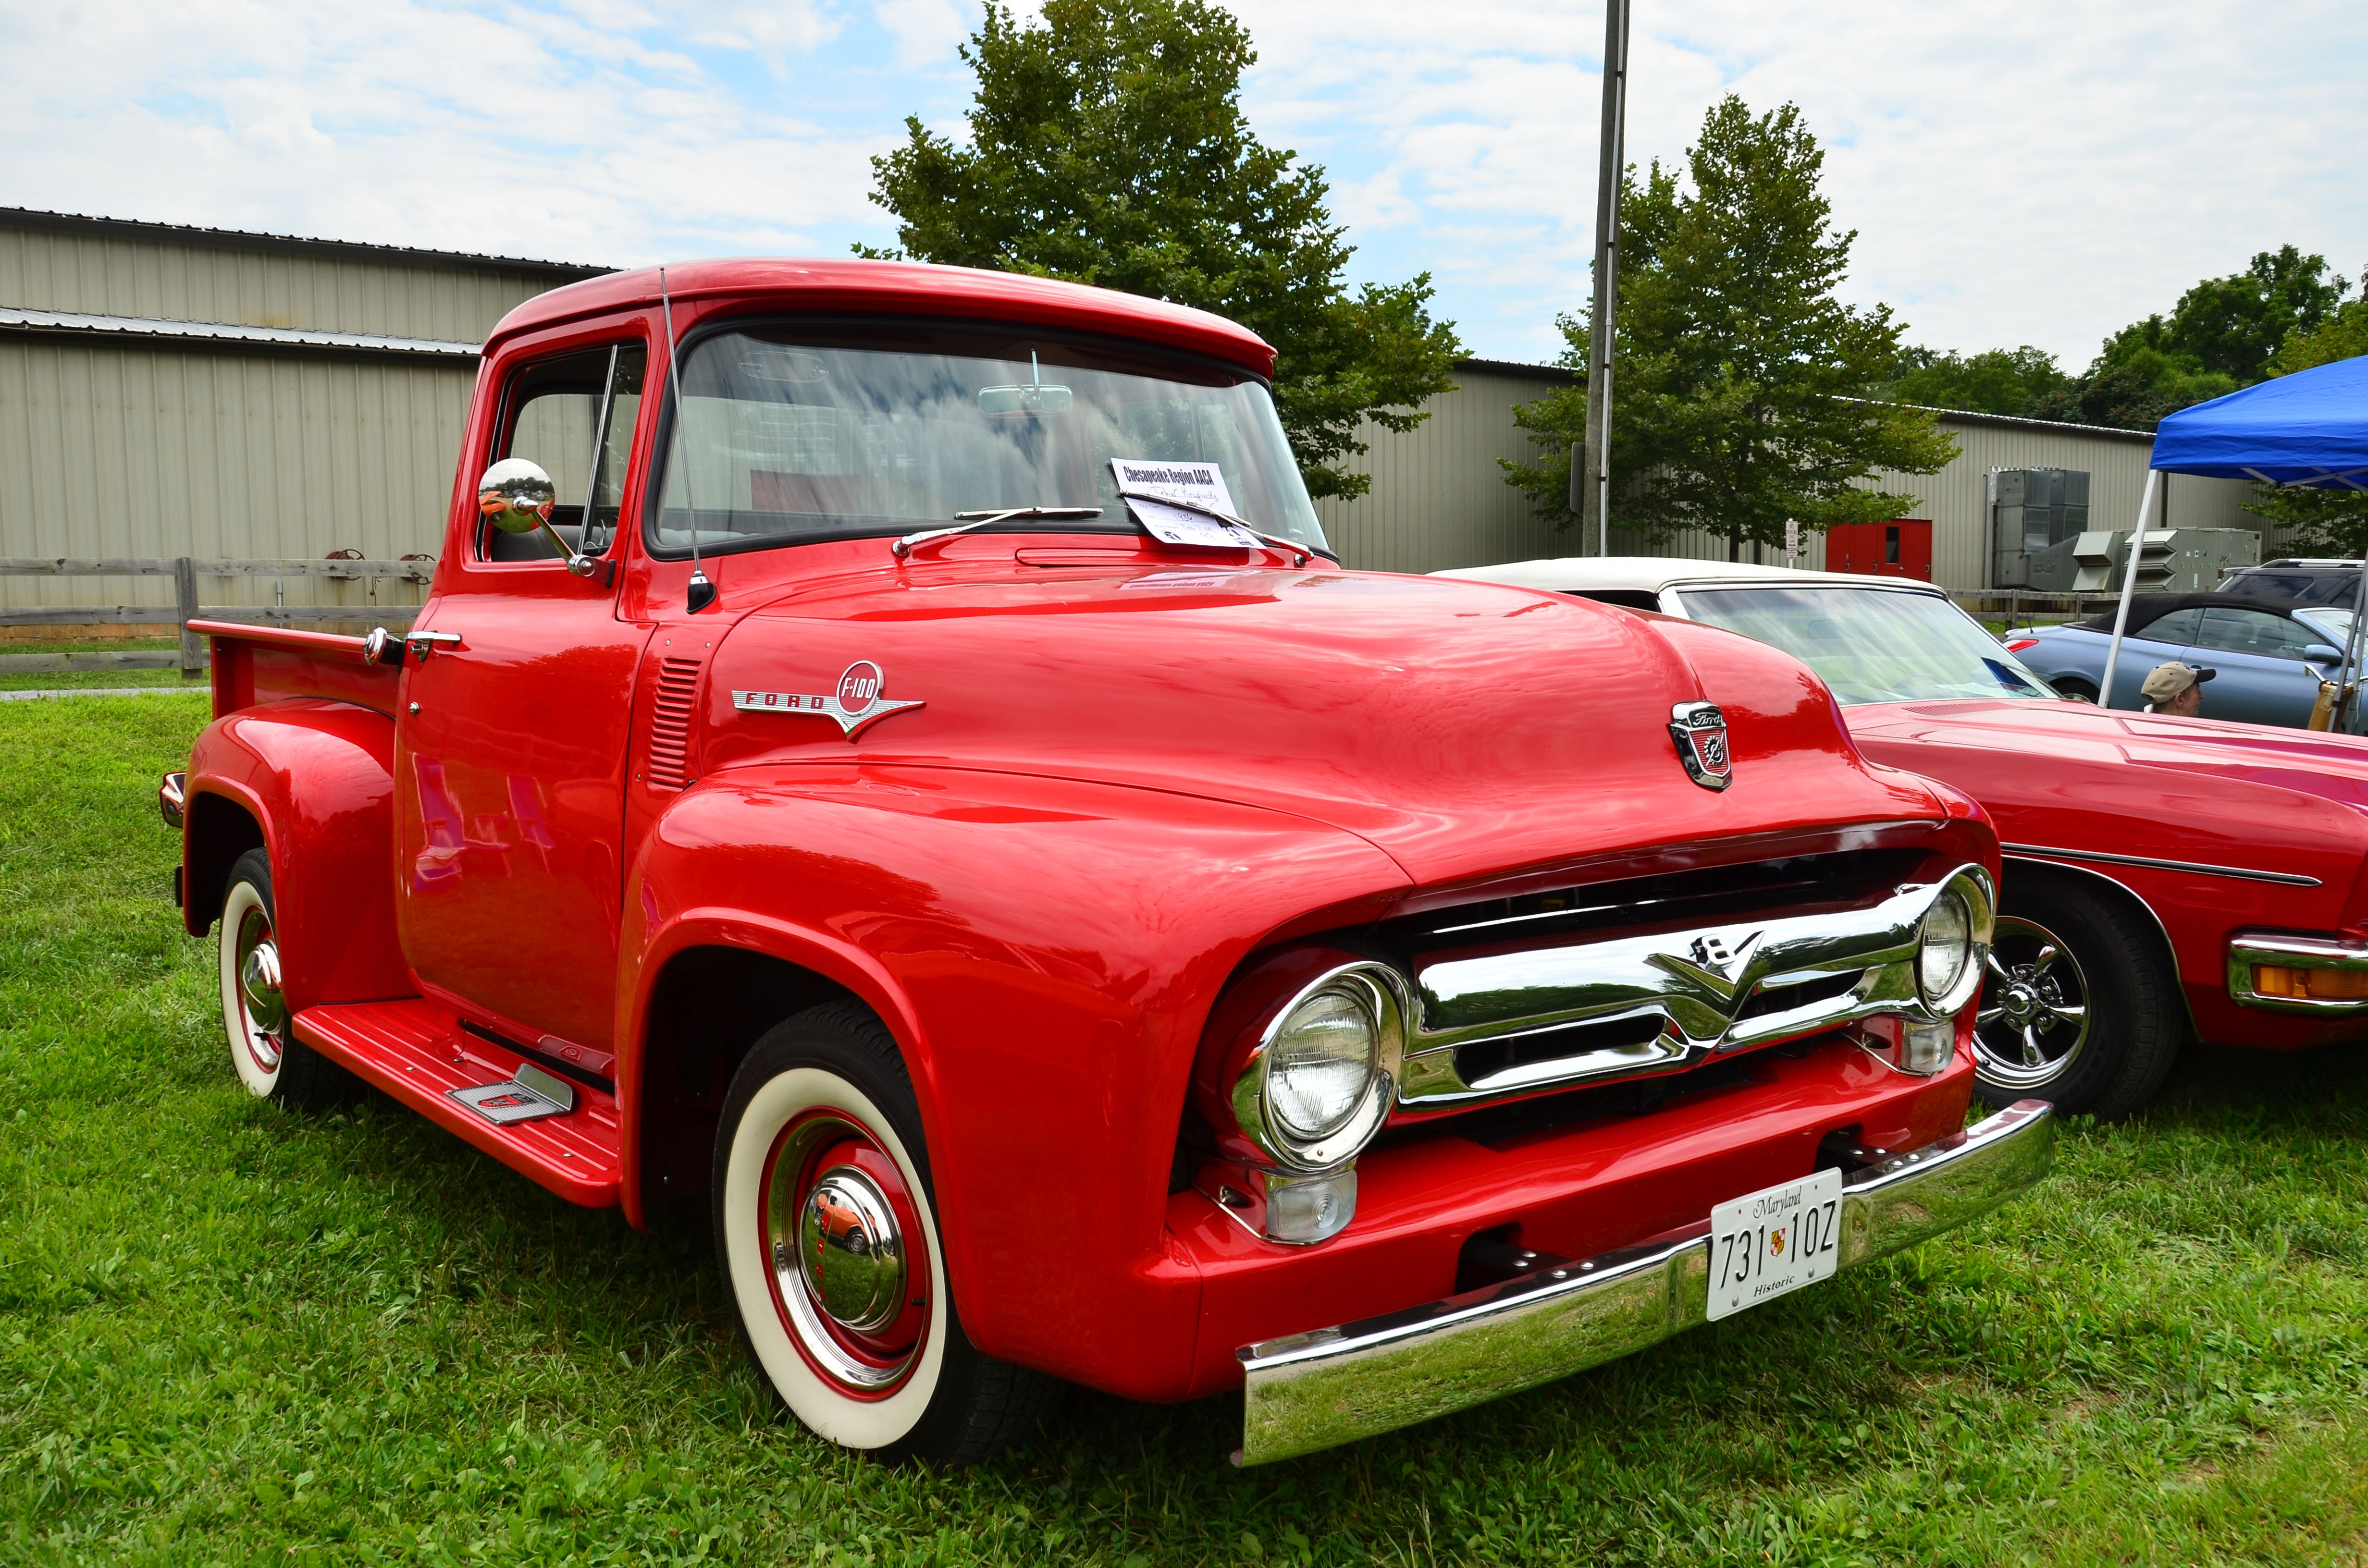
(0, 338), (476, 612)
(1315, 362), (1578, 573)
(0, 212), (597, 621)
(0, 223), (570, 342)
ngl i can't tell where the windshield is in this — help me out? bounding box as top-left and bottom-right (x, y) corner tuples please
(2297, 607), (2356, 648)
(647, 323), (1328, 557)
(1675, 586), (2060, 704)
(2224, 568), (2359, 607)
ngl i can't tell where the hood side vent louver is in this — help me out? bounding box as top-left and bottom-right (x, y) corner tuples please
(647, 657), (702, 790)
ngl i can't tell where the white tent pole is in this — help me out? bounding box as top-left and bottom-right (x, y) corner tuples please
(2097, 468), (2160, 710)
(2339, 542), (2368, 732)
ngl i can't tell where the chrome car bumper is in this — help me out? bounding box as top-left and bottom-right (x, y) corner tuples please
(2227, 931), (2368, 1013)
(1234, 1099), (2053, 1466)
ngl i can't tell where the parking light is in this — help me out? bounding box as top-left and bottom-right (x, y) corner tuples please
(2255, 964), (2368, 1002)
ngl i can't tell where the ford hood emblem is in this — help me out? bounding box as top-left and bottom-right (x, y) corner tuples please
(1668, 701), (1732, 790)
(732, 661), (926, 738)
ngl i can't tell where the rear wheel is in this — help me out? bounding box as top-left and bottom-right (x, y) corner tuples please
(1973, 878), (2182, 1119)
(217, 849), (350, 1107)
(713, 1002), (1058, 1466)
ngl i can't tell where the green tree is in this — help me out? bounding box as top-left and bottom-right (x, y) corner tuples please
(1881, 345), (2070, 417)
(863, 0), (1461, 501)
(2006, 246), (2353, 432)
(2109, 245), (2349, 384)
(1504, 98), (1954, 560)
(2240, 293), (2368, 553)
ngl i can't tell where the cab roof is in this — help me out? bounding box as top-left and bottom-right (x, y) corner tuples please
(485, 257), (1277, 377)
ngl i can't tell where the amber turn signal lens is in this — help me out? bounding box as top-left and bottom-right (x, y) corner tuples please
(2254, 965), (2368, 1001)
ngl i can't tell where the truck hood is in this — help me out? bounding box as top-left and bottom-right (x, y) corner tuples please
(695, 561), (1955, 893)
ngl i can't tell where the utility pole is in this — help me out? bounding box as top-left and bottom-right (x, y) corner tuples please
(1573, 0), (1631, 557)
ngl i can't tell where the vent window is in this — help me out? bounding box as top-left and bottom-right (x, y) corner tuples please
(648, 657), (702, 789)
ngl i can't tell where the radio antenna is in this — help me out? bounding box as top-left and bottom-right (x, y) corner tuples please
(659, 266), (715, 613)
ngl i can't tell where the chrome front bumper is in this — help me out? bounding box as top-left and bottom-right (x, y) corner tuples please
(1234, 1099), (2054, 1466)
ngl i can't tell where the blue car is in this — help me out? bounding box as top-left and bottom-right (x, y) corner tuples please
(2013, 591), (2355, 726)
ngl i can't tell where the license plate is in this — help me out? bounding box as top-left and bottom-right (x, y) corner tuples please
(1704, 1167), (1844, 1321)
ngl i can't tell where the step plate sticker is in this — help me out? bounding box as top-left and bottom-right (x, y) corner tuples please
(449, 1079), (570, 1125)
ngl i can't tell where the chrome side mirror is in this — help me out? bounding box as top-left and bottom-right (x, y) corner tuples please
(478, 457), (597, 577)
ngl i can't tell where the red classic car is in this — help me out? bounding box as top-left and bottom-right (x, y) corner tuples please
(1441, 558), (2368, 1120)
(156, 261), (2048, 1467)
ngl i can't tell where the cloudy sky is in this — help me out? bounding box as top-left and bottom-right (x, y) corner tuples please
(4, 0), (2364, 368)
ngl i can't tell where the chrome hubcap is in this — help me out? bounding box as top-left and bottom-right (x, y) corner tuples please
(797, 1167), (906, 1332)
(760, 1112), (930, 1396)
(233, 905), (285, 1071)
(1973, 917), (2091, 1091)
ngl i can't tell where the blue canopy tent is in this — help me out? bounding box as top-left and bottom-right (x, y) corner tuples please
(2096, 354), (2368, 723)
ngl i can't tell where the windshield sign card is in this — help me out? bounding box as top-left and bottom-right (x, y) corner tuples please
(1110, 458), (1261, 549)
(1704, 1166), (1844, 1321)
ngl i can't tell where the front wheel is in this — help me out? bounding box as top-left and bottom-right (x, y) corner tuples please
(1972, 879), (2182, 1119)
(217, 849), (350, 1108)
(713, 1002), (1057, 1466)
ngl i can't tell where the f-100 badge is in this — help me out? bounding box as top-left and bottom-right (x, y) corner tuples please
(733, 661), (925, 739)
(1668, 701), (1733, 790)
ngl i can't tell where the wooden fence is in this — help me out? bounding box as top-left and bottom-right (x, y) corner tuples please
(1948, 590), (2126, 629)
(0, 558), (429, 673)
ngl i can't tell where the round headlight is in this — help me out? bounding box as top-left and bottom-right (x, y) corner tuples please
(1266, 985), (1379, 1140)
(1919, 888), (1973, 1002)
(1225, 960), (1408, 1173)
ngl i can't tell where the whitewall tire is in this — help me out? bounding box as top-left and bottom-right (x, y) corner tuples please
(216, 848), (347, 1107)
(712, 1002), (1057, 1466)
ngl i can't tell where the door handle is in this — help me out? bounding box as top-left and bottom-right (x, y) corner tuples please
(366, 627), (463, 666)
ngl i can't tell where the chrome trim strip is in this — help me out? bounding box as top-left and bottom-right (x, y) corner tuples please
(2001, 842), (2320, 888)
(2227, 931), (2368, 1014)
(1234, 1100), (2054, 1465)
(1397, 867), (1992, 1108)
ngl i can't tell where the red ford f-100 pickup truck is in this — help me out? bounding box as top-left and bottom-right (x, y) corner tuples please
(159, 258), (2051, 1466)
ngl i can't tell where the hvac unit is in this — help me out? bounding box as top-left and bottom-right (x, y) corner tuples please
(1988, 468), (2091, 588)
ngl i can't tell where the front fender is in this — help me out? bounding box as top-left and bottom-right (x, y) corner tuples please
(185, 700), (409, 1012)
(619, 762), (1409, 1400)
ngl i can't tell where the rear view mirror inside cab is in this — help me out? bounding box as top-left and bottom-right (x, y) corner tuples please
(978, 383), (1073, 415)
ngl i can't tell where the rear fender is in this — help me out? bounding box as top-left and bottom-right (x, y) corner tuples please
(184, 700), (409, 1011)
(618, 762), (1407, 1400)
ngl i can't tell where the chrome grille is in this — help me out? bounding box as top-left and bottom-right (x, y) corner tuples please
(1395, 874), (1973, 1109)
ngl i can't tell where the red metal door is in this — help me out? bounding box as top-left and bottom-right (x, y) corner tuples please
(1826, 521), (1931, 580)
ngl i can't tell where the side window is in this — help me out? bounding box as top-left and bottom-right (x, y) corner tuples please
(2135, 607), (2204, 646)
(484, 344), (647, 563)
(2194, 607), (2325, 661)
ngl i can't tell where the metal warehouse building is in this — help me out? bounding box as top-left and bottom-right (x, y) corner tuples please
(1319, 366), (2273, 588)
(0, 208), (604, 637)
(0, 206), (2283, 637)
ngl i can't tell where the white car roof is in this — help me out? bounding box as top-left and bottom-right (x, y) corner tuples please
(1432, 555), (1942, 596)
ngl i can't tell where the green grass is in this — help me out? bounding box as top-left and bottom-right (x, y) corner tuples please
(0, 639), (206, 692)
(4, 694), (2368, 1565)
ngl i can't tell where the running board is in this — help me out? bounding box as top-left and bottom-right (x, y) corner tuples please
(291, 999), (622, 1207)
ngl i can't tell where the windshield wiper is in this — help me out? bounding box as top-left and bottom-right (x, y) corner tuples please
(1117, 490), (1315, 566)
(892, 506), (1108, 559)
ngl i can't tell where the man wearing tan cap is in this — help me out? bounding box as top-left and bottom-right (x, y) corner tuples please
(2141, 661), (2214, 717)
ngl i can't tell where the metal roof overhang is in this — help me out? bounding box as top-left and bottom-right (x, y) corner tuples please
(0, 305), (481, 359)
